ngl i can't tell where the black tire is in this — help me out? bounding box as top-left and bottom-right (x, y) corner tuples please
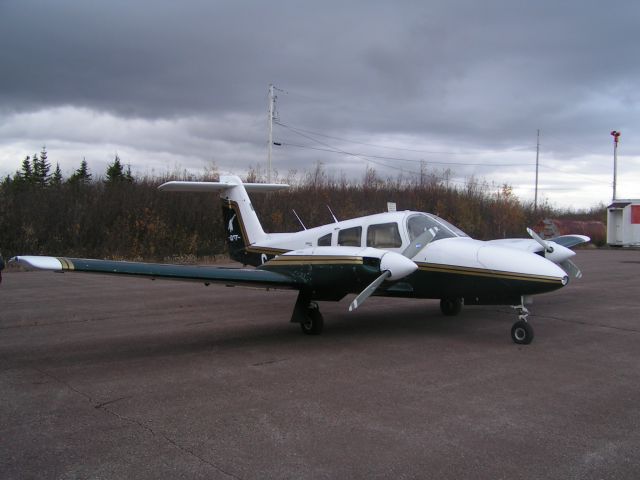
(511, 320), (534, 345)
(300, 305), (324, 335)
(440, 297), (462, 316)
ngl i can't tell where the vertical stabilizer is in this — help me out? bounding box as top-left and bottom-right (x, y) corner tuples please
(219, 175), (266, 245)
(158, 176), (288, 266)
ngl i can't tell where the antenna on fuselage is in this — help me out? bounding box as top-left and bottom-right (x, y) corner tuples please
(292, 209), (307, 230)
(326, 205), (339, 223)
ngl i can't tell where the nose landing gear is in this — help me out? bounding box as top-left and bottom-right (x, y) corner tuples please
(511, 301), (534, 344)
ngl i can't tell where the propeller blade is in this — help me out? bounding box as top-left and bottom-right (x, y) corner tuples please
(526, 227), (553, 255)
(349, 271), (391, 311)
(560, 259), (582, 279)
(402, 227), (438, 259)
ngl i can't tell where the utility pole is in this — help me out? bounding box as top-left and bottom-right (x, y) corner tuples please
(267, 84), (278, 184)
(611, 130), (620, 201)
(534, 129), (540, 211)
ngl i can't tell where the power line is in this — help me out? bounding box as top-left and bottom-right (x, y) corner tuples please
(280, 141), (535, 168)
(538, 163), (611, 185)
(276, 120), (536, 156)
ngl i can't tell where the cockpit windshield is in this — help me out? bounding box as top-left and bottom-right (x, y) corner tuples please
(406, 213), (469, 242)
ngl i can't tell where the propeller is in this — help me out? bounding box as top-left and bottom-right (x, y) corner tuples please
(526, 227), (554, 254)
(349, 251), (418, 311)
(401, 227), (438, 259)
(349, 270), (391, 311)
(527, 227), (582, 279)
(350, 227), (441, 312)
(560, 259), (583, 279)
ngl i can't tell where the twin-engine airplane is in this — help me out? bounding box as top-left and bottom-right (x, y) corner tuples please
(10, 175), (589, 344)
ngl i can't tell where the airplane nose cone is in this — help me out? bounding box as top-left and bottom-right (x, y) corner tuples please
(380, 251), (418, 280)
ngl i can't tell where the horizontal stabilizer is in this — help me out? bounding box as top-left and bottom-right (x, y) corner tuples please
(158, 180), (288, 193)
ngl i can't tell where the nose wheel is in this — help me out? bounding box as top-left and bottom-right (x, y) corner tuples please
(510, 304), (534, 344)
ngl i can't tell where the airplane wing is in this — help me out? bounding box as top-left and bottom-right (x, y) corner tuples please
(487, 234), (590, 253)
(548, 234), (590, 249)
(10, 256), (301, 289)
(11, 247), (418, 309)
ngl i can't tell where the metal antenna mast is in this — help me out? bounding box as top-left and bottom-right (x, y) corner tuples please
(611, 130), (620, 201)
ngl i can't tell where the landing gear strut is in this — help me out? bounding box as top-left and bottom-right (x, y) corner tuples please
(300, 302), (324, 335)
(440, 297), (463, 316)
(292, 290), (324, 335)
(510, 302), (534, 345)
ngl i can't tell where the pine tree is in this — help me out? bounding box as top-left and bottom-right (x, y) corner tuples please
(105, 155), (133, 183)
(105, 155), (125, 183)
(35, 147), (50, 186)
(15, 156), (33, 184)
(124, 164), (134, 183)
(51, 163), (63, 185)
(69, 159), (92, 184)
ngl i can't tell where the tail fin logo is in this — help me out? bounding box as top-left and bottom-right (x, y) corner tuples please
(228, 214), (236, 233)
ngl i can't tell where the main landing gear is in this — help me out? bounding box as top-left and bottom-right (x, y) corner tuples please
(299, 302), (324, 335)
(440, 297), (463, 316)
(292, 290), (324, 335)
(511, 301), (534, 345)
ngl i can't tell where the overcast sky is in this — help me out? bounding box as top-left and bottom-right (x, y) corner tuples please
(1, 0), (639, 209)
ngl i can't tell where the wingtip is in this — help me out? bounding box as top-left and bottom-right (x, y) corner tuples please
(9, 256), (64, 271)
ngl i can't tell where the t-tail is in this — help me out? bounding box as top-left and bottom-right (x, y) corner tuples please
(158, 175), (288, 266)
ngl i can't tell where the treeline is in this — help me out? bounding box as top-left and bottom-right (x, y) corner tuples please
(0, 156), (605, 261)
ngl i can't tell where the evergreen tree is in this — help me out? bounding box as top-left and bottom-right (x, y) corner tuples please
(124, 164), (134, 183)
(69, 159), (92, 184)
(33, 147), (50, 186)
(51, 163), (63, 185)
(15, 156), (33, 184)
(105, 155), (125, 183)
(105, 155), (132, 183)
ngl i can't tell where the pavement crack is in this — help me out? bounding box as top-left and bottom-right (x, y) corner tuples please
(251, 357), (289, 367)
(31, 367), (94, 404)
(98, 405), (243, 480)
(30, 366), (242, 479)
(94, 396), (132, 409)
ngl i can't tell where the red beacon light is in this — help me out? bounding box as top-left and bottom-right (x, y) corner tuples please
(611, 130), (621, 143)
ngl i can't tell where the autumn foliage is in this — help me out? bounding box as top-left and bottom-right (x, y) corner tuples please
(1, 157), (604, 261)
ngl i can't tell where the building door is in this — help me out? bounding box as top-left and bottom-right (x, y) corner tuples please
(607, 209), (624, 245)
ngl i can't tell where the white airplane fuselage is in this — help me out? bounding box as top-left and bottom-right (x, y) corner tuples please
(242, 210), (569, 304)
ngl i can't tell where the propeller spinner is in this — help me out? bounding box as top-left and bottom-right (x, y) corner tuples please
(349, 251), (417, 311)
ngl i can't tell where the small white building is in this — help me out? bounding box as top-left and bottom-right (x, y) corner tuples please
(607, 200), (640, 246)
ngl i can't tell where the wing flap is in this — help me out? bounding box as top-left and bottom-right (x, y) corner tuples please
(10, 256), (300, 289)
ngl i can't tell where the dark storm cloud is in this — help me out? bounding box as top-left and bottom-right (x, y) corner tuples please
(4, 1), (638, 126)
(1, 0), (639, 206)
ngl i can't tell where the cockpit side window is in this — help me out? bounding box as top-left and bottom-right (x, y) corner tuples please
(337, 226), (362, 247)
(407, 214), (468, 242)
(366, 222), (402, 248)
(318, 233), (332, 246)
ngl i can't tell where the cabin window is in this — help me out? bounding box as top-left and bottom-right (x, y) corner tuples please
(337, 226), (362, 247)
(366, 222), (402, 248)
(318, 233), (332, 246)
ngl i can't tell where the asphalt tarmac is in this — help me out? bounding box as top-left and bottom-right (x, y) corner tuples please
(1, 248), (639, 479)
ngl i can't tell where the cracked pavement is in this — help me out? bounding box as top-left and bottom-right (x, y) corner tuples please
(1, 249), (640, 479)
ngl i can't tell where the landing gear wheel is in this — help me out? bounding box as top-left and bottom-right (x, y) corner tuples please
(300, 303), (324, 335)
(511, 320), (534, 345)
(440, 297), (462, 316)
